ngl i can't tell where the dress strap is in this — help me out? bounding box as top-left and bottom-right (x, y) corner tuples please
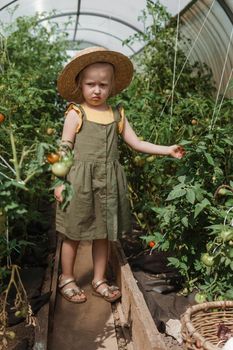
(115, 104), (125, 134)
(65, 103), (85, 133)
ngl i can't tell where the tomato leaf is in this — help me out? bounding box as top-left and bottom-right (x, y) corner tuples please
(205, 153), (215, 166)
(194, 199), (211, 218)
(166, 188), (186, 201)
(186, 189), (195, 204)
(181, 216), (189, 227)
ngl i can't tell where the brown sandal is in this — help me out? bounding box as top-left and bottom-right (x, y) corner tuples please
(92, 279), (121, 303)
(58, 276), (87, 304)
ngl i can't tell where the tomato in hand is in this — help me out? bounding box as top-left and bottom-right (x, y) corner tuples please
(61, 154), (74, 168)
(51, 162), (70, 177)
(46, 153), (60, 164)
(173, 145), (185, 159)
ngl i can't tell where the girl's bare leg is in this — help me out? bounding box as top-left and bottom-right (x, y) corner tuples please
(92, 238), (119, 297)
(60, 239), (86, 301)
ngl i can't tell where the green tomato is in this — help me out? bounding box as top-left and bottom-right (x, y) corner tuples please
(137, 213), (144, 220)
(146, 155), (155, 163)
(6, 331), (16, 340)
(195, 292), (207, 304)
(14, 310), (22, 317)
(220, 229), (233, 242)
(218, 188), (227, 196)
(51, 162), (70, 177)
(201, 253), (215, 267)
(133, 156), (145, 167)
(61, 155), (73, 168)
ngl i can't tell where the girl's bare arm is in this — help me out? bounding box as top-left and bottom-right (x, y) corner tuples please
(60, 110), (80, 147)
(122, 118), (185, 158)
(54, 110), (80, 202)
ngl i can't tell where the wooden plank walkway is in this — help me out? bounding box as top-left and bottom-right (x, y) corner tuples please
(47, 241), (118, 350)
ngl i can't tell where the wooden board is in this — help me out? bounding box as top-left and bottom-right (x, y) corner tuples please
(110, 241), (167, 350)
(33, 253), (53, 350)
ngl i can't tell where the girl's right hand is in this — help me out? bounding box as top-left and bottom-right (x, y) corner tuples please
(54, 185), (65, 202)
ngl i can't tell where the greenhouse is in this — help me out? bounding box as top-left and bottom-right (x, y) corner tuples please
(0, 0), (233, 349)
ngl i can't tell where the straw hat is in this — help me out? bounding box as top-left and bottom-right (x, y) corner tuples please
(57, 46), (134, 103)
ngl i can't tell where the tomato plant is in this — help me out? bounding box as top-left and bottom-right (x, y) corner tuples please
(0, 14), (70, 343)
(116, 2), (233, 299)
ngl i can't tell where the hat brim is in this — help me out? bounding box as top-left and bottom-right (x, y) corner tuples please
(57, 47), (134, 103)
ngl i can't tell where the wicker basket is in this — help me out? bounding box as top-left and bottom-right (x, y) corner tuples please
(181, 300), (233, 350)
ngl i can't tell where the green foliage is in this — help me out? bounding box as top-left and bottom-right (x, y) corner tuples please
(118, 1), (233, 299)
(0, 13), (68, 269)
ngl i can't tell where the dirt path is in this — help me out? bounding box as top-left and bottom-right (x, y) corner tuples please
(48, 241), (118, 350)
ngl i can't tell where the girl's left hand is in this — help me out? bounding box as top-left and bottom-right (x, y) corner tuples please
(169, 145), (185, 159)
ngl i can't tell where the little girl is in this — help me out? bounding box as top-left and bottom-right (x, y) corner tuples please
(55, 47), (185, 303)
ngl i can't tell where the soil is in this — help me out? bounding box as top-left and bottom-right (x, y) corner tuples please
(1, 201), (56, 350)
(110, 303), (128, 350)
(7, 322), (34, 350)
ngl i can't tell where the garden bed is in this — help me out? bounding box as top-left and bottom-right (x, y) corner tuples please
(118, 228), (195, 349)
(110, 240), (167, 350)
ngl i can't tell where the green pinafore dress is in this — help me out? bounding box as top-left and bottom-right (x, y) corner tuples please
(56, 104), (132, 241)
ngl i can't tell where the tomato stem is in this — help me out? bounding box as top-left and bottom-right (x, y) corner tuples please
(9, 128), (21, 182)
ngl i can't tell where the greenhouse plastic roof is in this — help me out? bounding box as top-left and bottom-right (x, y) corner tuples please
(0, 0), (233, 96)
(0, 0), (191, 56)
(180, 0), (233, 98)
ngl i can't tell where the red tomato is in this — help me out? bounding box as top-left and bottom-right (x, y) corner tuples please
(149, 241), (155, 248)
(46, 153), (60, 164)
(0, 113), (5, 123)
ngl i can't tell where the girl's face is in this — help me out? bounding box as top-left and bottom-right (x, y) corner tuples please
(81, 63), (114, 108)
